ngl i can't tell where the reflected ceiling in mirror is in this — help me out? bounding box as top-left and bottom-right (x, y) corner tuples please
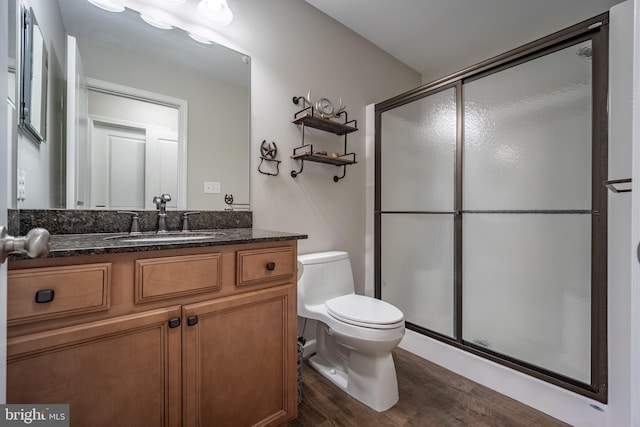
(18, 0), (250, 211)
(58, 0), (249, 89)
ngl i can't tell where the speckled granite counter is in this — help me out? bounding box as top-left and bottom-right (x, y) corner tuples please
(8, 209), (253, 236)
(11, 229), (307, 259)
(7, 209), (307, 259)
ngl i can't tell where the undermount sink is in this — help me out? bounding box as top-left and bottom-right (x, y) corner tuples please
(105, 231), (225, 243)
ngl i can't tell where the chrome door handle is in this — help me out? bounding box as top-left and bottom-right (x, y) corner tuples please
(0, 226), (50, 263)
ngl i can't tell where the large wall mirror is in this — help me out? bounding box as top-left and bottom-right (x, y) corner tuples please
(12, 0), (250, 211)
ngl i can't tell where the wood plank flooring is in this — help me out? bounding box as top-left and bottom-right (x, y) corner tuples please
(289, 348), (569, 427)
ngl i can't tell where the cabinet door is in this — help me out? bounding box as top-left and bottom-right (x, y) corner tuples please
(183, 284), (297, 427)
(7, 307), (182, 427)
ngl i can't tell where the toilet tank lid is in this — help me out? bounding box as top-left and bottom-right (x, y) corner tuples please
(298, 251), (349, 265)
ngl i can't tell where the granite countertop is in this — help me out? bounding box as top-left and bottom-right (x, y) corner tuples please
(11, 228), (308, 259)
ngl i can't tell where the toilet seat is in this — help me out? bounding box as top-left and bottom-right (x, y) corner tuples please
(325, 294), (404, 329)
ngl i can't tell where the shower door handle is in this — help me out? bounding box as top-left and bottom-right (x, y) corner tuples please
(604, 178), (632, 193)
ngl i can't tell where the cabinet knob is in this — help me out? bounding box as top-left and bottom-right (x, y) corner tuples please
(266, 262), (276, 271)
(35, 289), (55, 304)
(168, 317), (181, 328)
(187, 315), (199, 326)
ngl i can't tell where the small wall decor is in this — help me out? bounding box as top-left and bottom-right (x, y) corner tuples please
(294, 91), (346, 119)
(224, 193), (250, 211)
(258, 140), (281, 176)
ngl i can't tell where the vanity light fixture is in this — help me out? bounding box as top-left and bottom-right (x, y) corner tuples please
(140, 13), (174, 30)
(87, 0), (125, 13)
(197, 0), (233, 26)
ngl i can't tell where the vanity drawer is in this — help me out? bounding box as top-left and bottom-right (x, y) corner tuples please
(135, 253), (222, 303)
(8, 263), (112, 325)
(236, 247), (295, 287)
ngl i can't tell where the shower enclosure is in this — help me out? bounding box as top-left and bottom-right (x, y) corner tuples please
(375, 15), (608, 401)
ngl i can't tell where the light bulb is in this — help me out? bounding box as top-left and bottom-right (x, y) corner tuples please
(197, 0), (233, 26)
(140, 13), (174, 30)
(87, 0), (124, 12)
(188, 33), (212, 44)
(205, 0), (224, 13)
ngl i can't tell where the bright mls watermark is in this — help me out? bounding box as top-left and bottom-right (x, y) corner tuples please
(0, 405), (68, 426)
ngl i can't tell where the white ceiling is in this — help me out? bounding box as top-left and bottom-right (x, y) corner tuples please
(305, 0), (625, 80)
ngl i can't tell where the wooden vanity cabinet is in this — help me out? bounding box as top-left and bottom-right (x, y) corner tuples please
(183, 284), (297, 426)
(7, 307), (182, 426)
(6, 240), (298, 427)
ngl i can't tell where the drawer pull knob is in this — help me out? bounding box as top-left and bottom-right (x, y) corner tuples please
(266, 262), (276, 271)
(187, 315), (199, 327)
(35, 289), (55, 304)
(168, 317), (181, 328)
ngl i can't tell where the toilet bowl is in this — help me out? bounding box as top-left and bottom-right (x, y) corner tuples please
(297, 251), (405, 412)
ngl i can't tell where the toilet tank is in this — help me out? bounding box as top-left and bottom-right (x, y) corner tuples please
(297, 251), (355, 314)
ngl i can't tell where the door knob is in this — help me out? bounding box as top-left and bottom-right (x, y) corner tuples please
(0, 226), (50, 263)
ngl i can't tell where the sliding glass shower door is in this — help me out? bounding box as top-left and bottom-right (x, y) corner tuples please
(379, 87), (457, 338)
(376, 18), (607, 401)
(462, 39), (594, 383)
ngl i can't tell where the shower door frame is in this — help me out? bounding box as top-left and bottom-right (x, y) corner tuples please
(374, 13), (609, 402)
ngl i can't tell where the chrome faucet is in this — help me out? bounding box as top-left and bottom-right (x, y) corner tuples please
(152, 194), (172, 233)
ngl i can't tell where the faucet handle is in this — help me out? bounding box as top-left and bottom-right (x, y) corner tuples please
(118, 211), (141, 234)
(182, 211), (200, 232)
(153, 194), (172, 209)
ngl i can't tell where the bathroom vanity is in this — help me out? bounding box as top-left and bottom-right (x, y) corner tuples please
(6, 226), (306, 426)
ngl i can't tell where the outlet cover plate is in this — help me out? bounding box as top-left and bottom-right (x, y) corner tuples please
(204, 181), (221, 194)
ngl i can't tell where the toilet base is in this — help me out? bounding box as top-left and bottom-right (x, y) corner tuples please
(308, 350), (400, 412)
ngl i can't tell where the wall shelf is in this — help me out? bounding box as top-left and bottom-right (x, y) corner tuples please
(290, 95), (358, 182)
(291, 151), (356, 166)
(292, 112), (358, 135)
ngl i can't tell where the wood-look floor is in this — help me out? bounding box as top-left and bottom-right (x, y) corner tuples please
(289, 348), (569, 427)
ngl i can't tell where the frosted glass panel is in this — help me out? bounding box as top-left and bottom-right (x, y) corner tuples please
(462, 214), (591, 383)
(381, 214), (454, 337)
(464, 40), (592, 210)
(381, 88), (456, 211)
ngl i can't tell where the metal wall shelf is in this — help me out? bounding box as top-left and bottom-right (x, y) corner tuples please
(292, 112), (358, 136)
(291, 151), (356, 166)
(290, 95), (358, 182)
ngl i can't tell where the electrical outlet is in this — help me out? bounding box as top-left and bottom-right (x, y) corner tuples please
(204, 181), (221, 194)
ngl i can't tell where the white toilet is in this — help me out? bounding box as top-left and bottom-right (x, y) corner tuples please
(297, 251), (405, 412)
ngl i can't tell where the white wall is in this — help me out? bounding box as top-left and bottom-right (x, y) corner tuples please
(372, 2), (632, 426)
(606, 2), (634, 425)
